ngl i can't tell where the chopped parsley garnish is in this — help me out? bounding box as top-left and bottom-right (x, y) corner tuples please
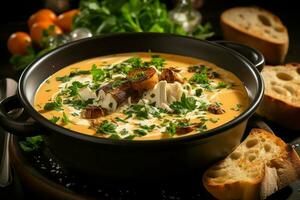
(170, 93), (197, 114)
(164, 121), (177, 136)
(112, 79), (128, 88)
(215, 81), (230, 89)
(231, 104), (243, 111)
(134, 129), (147, 136)
(44, 96), (62, 111)
(215, 102), (223, 107)
(56, 70), (90, 83)
(97, 120), (117, 134)
(125, 57), (144, 68)
(115, 117), (128, 123)
(56, 76), (71, 83)
(189, 71), (209, 85)
(45, 89), (51, 92)
(150, 55), (165, 71)
(119, 129), (129, 135)
(139, 124), (156, 131)
(124, 104), (161, 119)
(209, 118), (219, 123)
(49, 116), (60, 124)
(61, 112), (70, 124)
(197, 124), (208, 133)
(91, 64), (107, 83)
(176, 119), (191, 127)
(188, 65), (209, 73)
(195, 88), (203, 96)
(68, 81), (87, 97)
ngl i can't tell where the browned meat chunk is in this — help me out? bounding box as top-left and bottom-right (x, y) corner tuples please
(128, 67), (158, 90)
(81, 106), (107, 119)
(176, 126), (194, 135)
(159, 68), (184, 83)
(208, 105), (225, 114)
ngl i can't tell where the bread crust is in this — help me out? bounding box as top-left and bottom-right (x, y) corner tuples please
(202, 129), (300, 200)
(220, 7), (289, 64)
(257, 63), (300, 130)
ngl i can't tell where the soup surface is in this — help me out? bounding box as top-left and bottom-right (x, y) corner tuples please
(34, 53), (249, 140)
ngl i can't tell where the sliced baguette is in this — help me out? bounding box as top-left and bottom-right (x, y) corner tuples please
(202, 128), (300, 200)
(220, 7), (289, 64)
(257, 63), (300, 130)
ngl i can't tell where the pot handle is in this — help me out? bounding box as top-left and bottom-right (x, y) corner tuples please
(0, 95), (41, 136)
(214, 40), (265, 72)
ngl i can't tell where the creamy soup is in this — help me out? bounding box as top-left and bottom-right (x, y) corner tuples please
(34, 53), (249, 140)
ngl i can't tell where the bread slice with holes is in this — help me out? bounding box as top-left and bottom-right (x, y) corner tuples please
(202, 128), (300, 200)
(220, 7), (289, 64)
(257, 63), (300, 130)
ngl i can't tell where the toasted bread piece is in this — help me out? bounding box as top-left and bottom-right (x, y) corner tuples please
(257, 63), (300, 130)
(220, 7), (289, 64)
(203, 128), (300, 200)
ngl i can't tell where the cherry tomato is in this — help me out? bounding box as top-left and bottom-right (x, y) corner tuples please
(30, 21), (62, 45)
(28, 9), (57, 28)
(55, 9), (80, 32)
(7, 32), (32, 55)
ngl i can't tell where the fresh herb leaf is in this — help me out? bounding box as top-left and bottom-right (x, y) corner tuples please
(68, 81), (87, 97)
(195, 88), (203, 96)
(44, 96), (62, 111)
(124, 104), (161, 119)
(97, 120), (117, 134)
(19, 136), (43, 152)
(231, 104), (242, 111)
(215, 81), (229, 89)
(139, 124), (156, 131)
(134, 129), (147, 136)
(91, 64), (107, 83)
(61, 112), (70, 124)
(170, 93), (197, 114)
(150, 55), (165, 71)
(115, 117), (128, 123)
(50, 116), (60, 124)
(164, 121), (177, 136)
(56, 76), (71, 83)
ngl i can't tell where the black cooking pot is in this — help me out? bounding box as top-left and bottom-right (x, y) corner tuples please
(0, 33), (264, 182)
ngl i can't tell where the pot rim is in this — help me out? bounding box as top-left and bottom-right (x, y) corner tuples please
(18, 32), (264, 146)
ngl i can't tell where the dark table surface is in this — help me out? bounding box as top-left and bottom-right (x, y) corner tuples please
(0, 0), (299, 199)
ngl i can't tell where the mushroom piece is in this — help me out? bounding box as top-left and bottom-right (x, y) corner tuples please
(159, 68), (184, 84)
(176, 126), (194, 135)
(208, 104), (225, 114)
(81, 106), (107, 119)
(128, 67), (158, 91)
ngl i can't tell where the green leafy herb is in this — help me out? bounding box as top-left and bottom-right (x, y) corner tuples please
(61, 112), (70, 124)
(195, 88), (203, 97)
(19, 136), (43, 152)
(215, 81), (229, 89)
(68, 81), (88, 97)
(139, 124), (156, 131)
(73, 0), (213, 39)
(209, 118), (219, 123)
(164, 121), (177, 136)
(124, 104), (161, 119)
(115, 117), (128, 123)
(56, 76), (71, 83)
(134, 129), (147, 136)
(170, 93), (197, 114)
(231, 104), (242, 111)
(44, 96), (62, 111)
(50, 116), (60, 124)
(91, 64), (107, 83)
(150, 55), (165, 71)
(97, 120), (117, 134)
